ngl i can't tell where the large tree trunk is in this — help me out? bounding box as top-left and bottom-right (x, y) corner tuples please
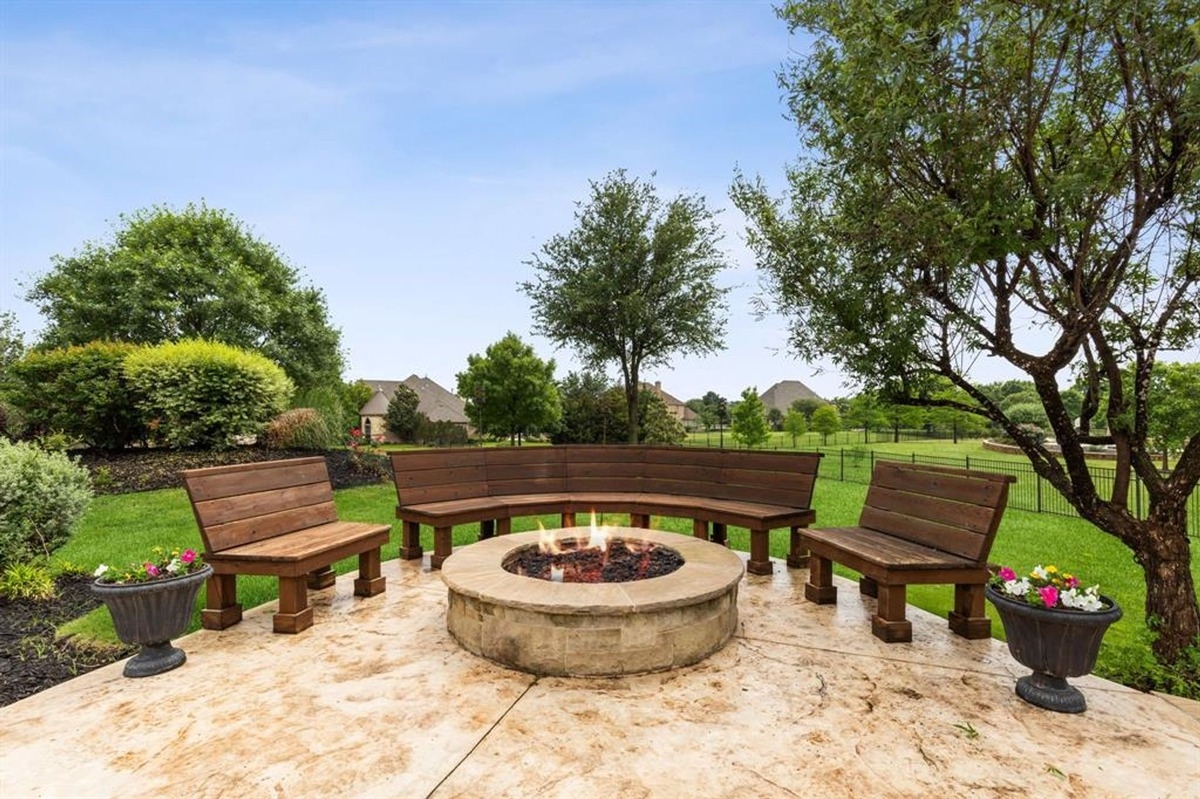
(625, 383), (640, 444)
(1104, 503), (1200, 665)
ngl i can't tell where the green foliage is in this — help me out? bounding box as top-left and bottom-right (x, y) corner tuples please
(384, 384), (421, 443)
(789, 397), (823, 419)
(263, 408), (335, 450)
(7, 341), (146, 449)
(0, 439), (93, 568)
(730, 387), (770, 448)
(766, 407), (784, 431)
(293, 382), (366, 444)
(1147, 362), (1200, 462)
(639, 390), (686, 444)
(415, 416), (469, 447)
(782, 408), (808, 446)
(0, 561), (57, 601)
(554, 371), (621, 444)
(26, 202), (344, 391)
(456, 332), (561, 445)
(523, 170), (731, 443)
(810, 404), (842, 443)
(123, 339), (293, 450)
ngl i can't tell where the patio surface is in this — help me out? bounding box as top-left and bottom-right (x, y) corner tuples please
(2, 549), (1198, 798)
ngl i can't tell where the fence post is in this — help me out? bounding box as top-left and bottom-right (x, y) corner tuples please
(965, 455), (970, 470)
(1036, 474), (1043, 513)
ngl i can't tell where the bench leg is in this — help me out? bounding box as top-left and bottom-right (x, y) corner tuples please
(692, 519), (709, 540)
(400, 521), (423, 560)
(804, 554), (838, 603)
(711, 522), (728, 547)
(497, 517), (512, 536)
(480, 519), (496, 540)
(786, 525), (810, 568)
(431, 526), (453, 569)
(201, 573), (243, 630)
(354, 548), (386, 597)
(561, 512), (576, 528)
(307, 565), (336, 590)
(747, 527), (773, 575)
(948, 583), (991, 639)
(859, 576), (878, 597)
(273, 576), (314, 634)
(631, 513), (650, 529)
(871, 583), (912, 643)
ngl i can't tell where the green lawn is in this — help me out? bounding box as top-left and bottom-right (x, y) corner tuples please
(54, 473), (1198, 697)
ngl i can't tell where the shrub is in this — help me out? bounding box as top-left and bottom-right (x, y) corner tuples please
(123, 339), (293, 450)
(0, 439), (93, 568)
(263, 408), (334, 450)
(7, 341), (146, 449)
(0, 561), (57, 601)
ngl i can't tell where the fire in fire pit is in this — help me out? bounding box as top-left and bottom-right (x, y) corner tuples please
(503, 535), (684, 583)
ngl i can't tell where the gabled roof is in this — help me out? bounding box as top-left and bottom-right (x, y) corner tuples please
(640, 381), (697, 421)
(758, 380), (824, 412)
(359, 375), (469, 425)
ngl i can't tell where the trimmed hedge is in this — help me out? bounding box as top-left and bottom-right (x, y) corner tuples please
(0, 440), (93, 568)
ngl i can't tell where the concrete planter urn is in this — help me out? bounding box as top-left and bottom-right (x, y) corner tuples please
(985, 583), (1122, 713)
(93, 564), (211, 677)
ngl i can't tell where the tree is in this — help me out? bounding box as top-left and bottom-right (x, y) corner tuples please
(456, 332), (561, 445)
(843, 393), (888, 444)
(26, 202), (344, 392)
(766, 407), (784, 431)
(730, 387), (770, 449)
(782, 408), (808, 447)
(1147, 362), (1200, 469)
(639, 390), (687, 445)
(789, 397), (823, 421)
(809, 404), (842, 446)
(384, 383), (421, 443)
(522, 170), (731, 443)
(555, 371), (619, 444)
(732, 1), (1200, 665)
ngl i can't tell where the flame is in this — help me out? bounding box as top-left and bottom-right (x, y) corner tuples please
(550, 565), (564, 582)
(588, 510), (609, 551)
(537, 522), (563, 555)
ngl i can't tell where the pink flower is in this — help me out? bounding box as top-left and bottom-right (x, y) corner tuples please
(145, 563), (160, 578)
(998, 566), (1017, 581)
(181, 549), (196, 564)
(1039, 585), (1059, 608)
(1064, 576), (1079, 589)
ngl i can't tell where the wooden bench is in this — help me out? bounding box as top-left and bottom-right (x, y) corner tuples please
(391, 445), (822, 575)
(181, 456), (389, 634)
(798, 461), (1016, 643)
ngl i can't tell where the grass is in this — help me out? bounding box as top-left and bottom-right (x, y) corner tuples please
(53, 475), (1198, 697)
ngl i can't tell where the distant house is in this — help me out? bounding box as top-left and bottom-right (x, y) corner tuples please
(758, 380), (825, 414)
(359, 375), (471, 442)
(641, 380), (699, 430)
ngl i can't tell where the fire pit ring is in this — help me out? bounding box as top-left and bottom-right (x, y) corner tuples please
(442, 527), (744, 677)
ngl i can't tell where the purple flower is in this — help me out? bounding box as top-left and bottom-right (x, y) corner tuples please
(1039, 585), (1059, 608)
(998, 566), (1017, 581)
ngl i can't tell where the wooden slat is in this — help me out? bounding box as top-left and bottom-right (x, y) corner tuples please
(192, 483), (334, 528)
(489, 477), (569, 495)
(872, 461), (1011, 508)
(389, 449), (485, 471)
(802, 526), (978, 570)
(204, 502), (341, 552)
(400, 481), (491, 505)
(182, 458), (329, 502)
(859, 505), (986, 560)
(642, 447), (725, 468)
(394, 464), (487, 489)
(484, 447), (566, 467)
(865, 483), (997, 535)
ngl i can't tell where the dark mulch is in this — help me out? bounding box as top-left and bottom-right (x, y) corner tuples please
(2, 446), (394, 708)
(0, 574), (135, 707)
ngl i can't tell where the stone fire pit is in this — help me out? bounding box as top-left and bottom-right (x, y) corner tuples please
(441, 527), (744, 677)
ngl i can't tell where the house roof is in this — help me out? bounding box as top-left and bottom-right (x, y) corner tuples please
(640, 381), (698, 421)
(359, 375), (469, 425)
(758, 380), (825, 412)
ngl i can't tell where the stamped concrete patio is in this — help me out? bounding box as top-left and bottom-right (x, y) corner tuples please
(2, 550), (1198, 798)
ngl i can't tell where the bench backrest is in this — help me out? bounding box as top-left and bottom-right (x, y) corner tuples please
(859, 461), (1015, 562)
(181, 456), (338, 554)
(390, 445), (821, 509)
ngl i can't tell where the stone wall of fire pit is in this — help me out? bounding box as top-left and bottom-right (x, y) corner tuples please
(441, 527), (745, 677)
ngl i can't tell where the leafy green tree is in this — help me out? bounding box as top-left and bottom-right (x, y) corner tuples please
(640, 390), (687, 444)
(26, 202), (344, 392)
(384, 384), (421, 443)
(789, 397), (823, 420)
(732, 0), (1200, 663)
(730, 387), (770, 449)
(1147, 362), (1200, 469)
(0, 312), (23, 380)
(522, 170), (731, 443)
(554, 371), (619, 444)
(843, 393), (888, 444)
(456, 333), (561, 445)
(766, 407), (784, 431)
(809, 404), (842, 445)
(782, 408), (808, 447)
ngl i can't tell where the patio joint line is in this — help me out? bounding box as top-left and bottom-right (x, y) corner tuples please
(423, 677), (540, 799)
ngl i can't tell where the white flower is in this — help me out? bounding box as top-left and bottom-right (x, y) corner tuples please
(1003, 578), (1031, 598)
(166, 558), (182, 574)
(1031, 565), (1050, 581)
(1060, 587), (1104, 611)
(93, 564), (109, 578)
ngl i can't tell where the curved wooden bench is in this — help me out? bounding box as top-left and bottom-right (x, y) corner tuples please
(182, 457), (389, 634)
(391, 445), (822, 575)
(798, 461), (1015, 643)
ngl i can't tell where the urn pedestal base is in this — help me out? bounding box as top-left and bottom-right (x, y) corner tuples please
(123, 642), (188, 678)
(1016, 671), (1087, 713)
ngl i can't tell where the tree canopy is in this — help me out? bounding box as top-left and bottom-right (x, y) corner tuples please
(732, 0), (1200, 665)
(26, 203), (344, 392)
(730, 387), (771, 448)
(522, 170), (731, 443)
(456, 332), (561, 445)
(384, 383), (421, 444)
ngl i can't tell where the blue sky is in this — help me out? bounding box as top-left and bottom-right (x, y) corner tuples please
(3, 0), (849, 402)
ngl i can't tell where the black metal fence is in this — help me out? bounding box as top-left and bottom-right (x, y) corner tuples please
(816, 447), (1200, 539)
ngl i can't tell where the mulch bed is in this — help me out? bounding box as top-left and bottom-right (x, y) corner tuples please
(1, 446), (394, 708)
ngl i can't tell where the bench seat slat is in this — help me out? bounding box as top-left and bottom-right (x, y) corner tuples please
(202, 502), (341, 552)
(181, 457), (329, 502)
(192, 483), (334, 528)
